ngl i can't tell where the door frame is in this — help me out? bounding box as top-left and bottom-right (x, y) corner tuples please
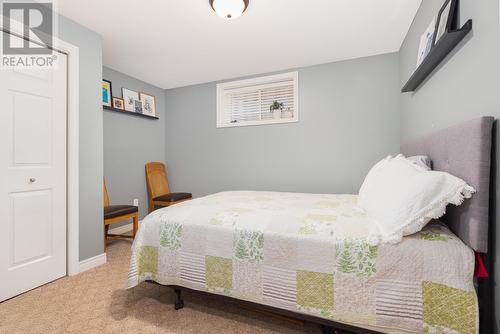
(1, 28), (81, 276)
(60, 38), (80, 277)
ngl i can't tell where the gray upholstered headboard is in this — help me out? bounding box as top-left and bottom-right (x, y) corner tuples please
(401, 117), (494, 253)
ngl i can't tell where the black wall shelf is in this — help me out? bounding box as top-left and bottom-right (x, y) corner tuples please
(402, 19), (472, 93)
(103, 105), (159, 120)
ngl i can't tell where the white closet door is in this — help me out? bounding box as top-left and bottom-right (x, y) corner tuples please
(0, 32), (67, 301)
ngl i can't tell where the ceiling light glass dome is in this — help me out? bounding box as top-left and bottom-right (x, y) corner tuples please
(210, 0), (249, 20)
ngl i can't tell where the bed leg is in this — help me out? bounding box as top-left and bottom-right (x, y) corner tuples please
(174, 288), (184, 310)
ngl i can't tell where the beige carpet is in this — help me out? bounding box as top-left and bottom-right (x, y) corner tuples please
(0, 239), (325, 334)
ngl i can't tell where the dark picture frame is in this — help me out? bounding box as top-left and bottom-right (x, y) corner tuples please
(433, 0), (457, 45)
(134, 100), (143, 114)
(102, 80), (112, 107)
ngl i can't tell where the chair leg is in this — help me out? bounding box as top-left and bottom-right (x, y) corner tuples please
(132, 214), (138, 237)
(104, 224), (109, 250)
(149, 200), (154, 213)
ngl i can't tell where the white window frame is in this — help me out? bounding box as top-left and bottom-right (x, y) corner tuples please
(216, 72), (299, 128)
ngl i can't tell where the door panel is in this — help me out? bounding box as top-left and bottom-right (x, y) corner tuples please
(12, 92), (52, 165)
(10, 190), (52, 266)
(0, 32), (67, 301)
(13, 67), (52, 82)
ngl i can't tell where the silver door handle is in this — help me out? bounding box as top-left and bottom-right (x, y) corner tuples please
(29, 178), (36, 183)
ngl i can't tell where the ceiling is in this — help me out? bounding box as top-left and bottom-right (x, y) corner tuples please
(57, 0), (421, 89)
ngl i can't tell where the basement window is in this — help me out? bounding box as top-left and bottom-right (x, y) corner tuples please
(216, 72), (299, 128)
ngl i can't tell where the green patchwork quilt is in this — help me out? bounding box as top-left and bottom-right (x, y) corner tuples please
(127, 191), (478, 334)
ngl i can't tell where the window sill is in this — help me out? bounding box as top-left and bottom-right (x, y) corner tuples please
(217, 117), (298, 129)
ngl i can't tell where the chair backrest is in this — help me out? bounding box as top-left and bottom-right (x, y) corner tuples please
(103, 179), (110, 208)
(145, 162), (170, 200)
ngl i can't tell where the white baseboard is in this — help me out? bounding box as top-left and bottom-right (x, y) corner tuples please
(108, 222), (134, 235)
(76, 222), (139, 274)
(78, 253), (107, 273)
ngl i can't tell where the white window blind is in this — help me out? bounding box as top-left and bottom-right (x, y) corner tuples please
(217, 72), (298, 128)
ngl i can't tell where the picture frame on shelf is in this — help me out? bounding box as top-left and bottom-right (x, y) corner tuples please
(434, 0), (456, 45)
(139, 92), (156, 117)
(102, 80), (112, 107)
(112, 97), (125, 110)
(134, 100), (143, 114)
(416, 17), (436, 68)
(122, 88), (139, 112)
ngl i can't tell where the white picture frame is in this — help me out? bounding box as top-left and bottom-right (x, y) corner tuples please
(416, 18), (436, 68)
(122, 88), (139, 112)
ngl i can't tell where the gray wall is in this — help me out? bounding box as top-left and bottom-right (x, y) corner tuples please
(164, 53), (401, 197)
(399, 0), (500, 331)
(103, 67), (166, 220)
(56, 16), (103, 261)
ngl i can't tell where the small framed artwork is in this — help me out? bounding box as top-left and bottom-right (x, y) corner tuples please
(434, 0), (456, 44)
(102, 80), (112, 107)
(416, 17), (435, 68)
(139, 92), (156, 117)
(122, 88), (139, 112)
(134, 100), (143, 114)
(112, 97), (124, 110)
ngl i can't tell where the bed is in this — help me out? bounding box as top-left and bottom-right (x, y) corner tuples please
(127, 117), (494, 334)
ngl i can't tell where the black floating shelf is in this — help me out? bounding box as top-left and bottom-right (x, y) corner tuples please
(103, 105), (159, 120)
(402, 19), (472, 93)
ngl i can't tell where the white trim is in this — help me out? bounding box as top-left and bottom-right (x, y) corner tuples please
(108, 223), (134, 235)
(78, 253), (107, 273)
(2, 27), (81, 276)
(218, 71), (298, 90)
(216, 71), (299, 128)
(64, 40), (80, 276)
(216, 117), (298, 129)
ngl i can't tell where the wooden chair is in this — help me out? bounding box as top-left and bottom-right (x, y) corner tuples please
(103, 180), (139, 249)
(145, 162), (192, 212)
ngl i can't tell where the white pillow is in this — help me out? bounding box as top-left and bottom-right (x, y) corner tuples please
(407, 155), (432, 170)
(358, 154), (475, 244)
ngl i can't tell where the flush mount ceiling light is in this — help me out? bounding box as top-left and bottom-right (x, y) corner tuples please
(209, 0), (249, 20)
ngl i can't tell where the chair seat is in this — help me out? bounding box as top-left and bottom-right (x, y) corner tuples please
(153, 192), (192, 202)
(104, 205), (138, 219)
